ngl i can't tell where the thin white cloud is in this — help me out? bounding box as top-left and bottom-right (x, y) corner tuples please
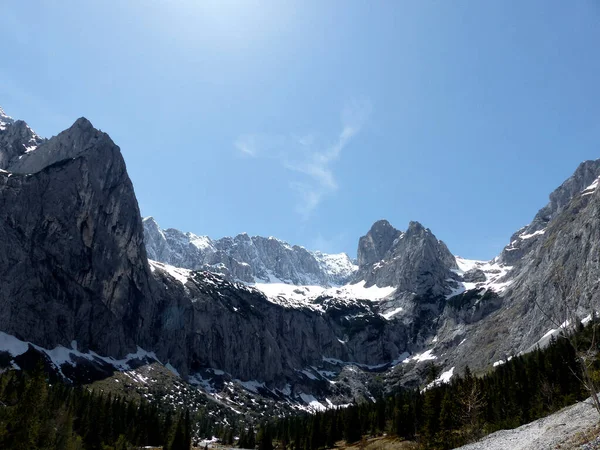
(234, 100), (371, 219)
(234, 135), (257, 156)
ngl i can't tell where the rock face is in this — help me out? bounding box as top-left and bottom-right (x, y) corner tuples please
(147, 268), (409, 382)
(0, 107), (409, 386)
(356, 220), (457, 297)
(356, 219), (401, 268)
(0, 114), (153, 359)
(436, 160), (600, 376)
(499, 160), (600, 265)
(143, 217), (357, 286)
(0, 107), (44, 170)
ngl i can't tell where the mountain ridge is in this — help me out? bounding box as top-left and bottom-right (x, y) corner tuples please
(2, 105), (600, 417)
(143, 216), (358, 286)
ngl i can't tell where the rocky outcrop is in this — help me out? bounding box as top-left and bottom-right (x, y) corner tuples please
(356, 219), (401, 268)
(499, 160), (600, 265)
(143, 217), (357, 286)
(356, 220), (457, 297)
(437, 159), (600, 375)
(0, 107), (44, 170)
(148, 269), (410, 382)
(0, 115), (154, 359)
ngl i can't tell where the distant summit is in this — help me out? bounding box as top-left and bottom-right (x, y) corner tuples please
(143, 217), (358, 286)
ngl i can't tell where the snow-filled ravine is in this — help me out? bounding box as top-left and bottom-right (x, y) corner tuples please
(447, 256), (513, 299)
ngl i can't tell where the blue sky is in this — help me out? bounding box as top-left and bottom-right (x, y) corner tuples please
(1, 1), (599, 259)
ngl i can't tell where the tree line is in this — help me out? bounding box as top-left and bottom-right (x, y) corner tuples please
(1, 319), (598, 449)
(0, 367), (192, 450)
(259, 320), (597, 449)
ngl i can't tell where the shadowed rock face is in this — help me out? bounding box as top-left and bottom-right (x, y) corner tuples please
(357, 219), (401, 268)
(147, 270), (410, 382)
(0, 117), (153, 358)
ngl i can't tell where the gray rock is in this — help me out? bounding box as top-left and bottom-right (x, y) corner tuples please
(438, 158), (600, 377)
(0, 107), (44, 170)
(463, 269), (487, 283)
(356, 219), (401, 268)
(499, 159), (600, 264)
(0, 116), (153, 359)
(143, 219), (357, 286)
(356, 220), (457, 298)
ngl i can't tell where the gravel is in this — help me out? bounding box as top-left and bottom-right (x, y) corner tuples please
(454, 398), (599, 450)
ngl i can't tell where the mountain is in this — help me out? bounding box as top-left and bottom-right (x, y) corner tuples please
(143, 216), (357, 286)
(431, 159), (600, 378)
(499, 159), (600, 265)
(2, 105), (600, 418)
(0, 107), (424, 409)
(0, 106), (44, 169)
(356, 219), (458, 295)
(0, 113), (152, 359)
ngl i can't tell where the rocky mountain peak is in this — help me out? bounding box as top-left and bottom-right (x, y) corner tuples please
(407, 220), (428, 234)
(356, 219), (456, 296)
(0, 114), (152, 359)
(8, 116), (112, 174)
(499, 158), (600, 264)
(357, 219), (402, 268)
(538, 159), (600, 221)
(0, 107), (44, 170)
(0, 106), (14, 128)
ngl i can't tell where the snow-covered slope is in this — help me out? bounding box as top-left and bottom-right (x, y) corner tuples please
(446, 256), (513, 299)
(313, 251), (358, 285)
(251, 280), (396, 311)
(0, 106), (14, 130)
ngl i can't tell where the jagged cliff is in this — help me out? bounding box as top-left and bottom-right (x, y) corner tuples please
(143, 217), (357, 286)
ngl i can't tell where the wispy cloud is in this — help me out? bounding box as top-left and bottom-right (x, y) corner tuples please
(234, 135), (257, 156)
(235, 100), (372, 219)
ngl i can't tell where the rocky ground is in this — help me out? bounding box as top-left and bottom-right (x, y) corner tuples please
(455, 398), (600, 450)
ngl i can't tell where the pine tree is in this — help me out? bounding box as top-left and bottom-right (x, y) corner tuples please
(343, 405), (362, 444)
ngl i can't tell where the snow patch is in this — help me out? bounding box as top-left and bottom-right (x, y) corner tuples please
(149, 260), (191, 285)
(165, 362), (180, 378)
(0, 331), (160, 378)
(403, 349), (437, 364)
(423, 367), (455, 391)
(382, 306), (404, 320)
(519, 229), (546, 240)
(299, 393), (326, 411)
(582, 177), (600, 196)
(0, 331), (29, 356)
(236, 379), (265, 394)
(448, 257), (513, 299)
(251, 279), (395, 311)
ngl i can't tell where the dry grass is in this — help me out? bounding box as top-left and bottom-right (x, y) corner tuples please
(335, 435), (419, 450)
(558, 423), (600, 448)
